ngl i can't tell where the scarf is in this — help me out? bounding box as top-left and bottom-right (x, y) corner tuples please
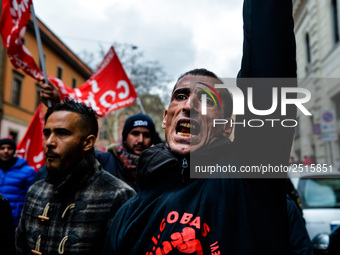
(116, 142), (139, 180)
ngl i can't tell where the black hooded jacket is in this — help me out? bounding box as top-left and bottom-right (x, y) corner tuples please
(104, 0), (298, 254)
(105, 136), (294, 254)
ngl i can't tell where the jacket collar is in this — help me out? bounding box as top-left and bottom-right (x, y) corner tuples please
(136, 139), (233, 189)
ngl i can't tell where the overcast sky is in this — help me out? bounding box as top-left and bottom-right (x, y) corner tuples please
(32, 0), (244, 87)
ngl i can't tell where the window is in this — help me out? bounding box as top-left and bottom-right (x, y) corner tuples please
(306, 33), (311, 64)
(305, 33), (312, 73)
(298, 178), (340, 208)
(57, 66), (63, 79)
(72, 77), (77, 88)
(295, 149), (301, 160)
(331, 0), (340, 43)
(8, 131), (18, 143)
(35, 84), (41, 108)
(11, 72), (23, 106)
(39, 54), (46, 70)
(332, 93), (340, 120)
(295, 117), (300, 138)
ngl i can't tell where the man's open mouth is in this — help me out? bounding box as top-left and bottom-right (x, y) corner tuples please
(176, 120), (200, 137)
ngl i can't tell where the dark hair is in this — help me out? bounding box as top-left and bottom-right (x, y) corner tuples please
(45, 98), (99, 137)
(173, 68), (233, 118)
(176, 68), (223, 85)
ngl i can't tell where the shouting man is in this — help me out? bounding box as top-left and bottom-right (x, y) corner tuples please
(104, 0), (299, 254)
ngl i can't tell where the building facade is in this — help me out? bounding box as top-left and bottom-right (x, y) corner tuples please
(293, 0), (340, 169)
(0, 14), (92, 142)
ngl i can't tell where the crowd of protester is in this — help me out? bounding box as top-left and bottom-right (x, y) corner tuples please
(0, 0), (322, 254)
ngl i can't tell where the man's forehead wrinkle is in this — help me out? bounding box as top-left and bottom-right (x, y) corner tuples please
(196, 82), (209, 87)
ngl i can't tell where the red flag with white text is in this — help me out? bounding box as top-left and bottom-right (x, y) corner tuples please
(16, 104), (45, 171)
(49, 46), (137, 117)
(0, 0), (44, 80)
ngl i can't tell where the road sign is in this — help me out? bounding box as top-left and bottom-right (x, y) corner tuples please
(313, 123), (321, 135)
(322, 112), (334, 122)
(320, 109), (337, 133)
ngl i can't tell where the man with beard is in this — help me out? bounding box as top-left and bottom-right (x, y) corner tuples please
(103, 0), (300, 254)
(97, 113), (156, 191)
(15, 99), (135, 255)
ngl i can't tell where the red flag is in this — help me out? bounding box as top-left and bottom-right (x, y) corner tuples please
(0, 0), (44, 80)
(16, 104), (45, 171)
(49, 46), (137, 117)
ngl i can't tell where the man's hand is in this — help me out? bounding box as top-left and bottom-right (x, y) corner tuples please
(39, 80), (60, 109)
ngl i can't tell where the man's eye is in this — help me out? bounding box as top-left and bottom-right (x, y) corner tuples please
(175, 94), (188, 101)
(199, 94), (215, 106)
(43, 131), (50, 137)
(206, 98), (215, 106)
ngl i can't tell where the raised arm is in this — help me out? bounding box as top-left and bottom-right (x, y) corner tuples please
(235, 0), (297, 169)
(238, 0), (296, 78)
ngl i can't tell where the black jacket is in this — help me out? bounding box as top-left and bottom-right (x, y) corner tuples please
(105, 140), (294, 254)
(104, 0), (297, 254)
(16, 154), (135, 255)
(0, 193), (15, 255)
(287, 195), (313, 255)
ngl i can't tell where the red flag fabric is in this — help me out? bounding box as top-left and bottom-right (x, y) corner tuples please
(0, 0), (44, 80)
(49, 46), (137, 117)
(16, 104), (45, 171)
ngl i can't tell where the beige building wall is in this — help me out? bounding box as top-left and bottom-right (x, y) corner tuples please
(293, 0), (340, 169)
(0, 17), (92, 142)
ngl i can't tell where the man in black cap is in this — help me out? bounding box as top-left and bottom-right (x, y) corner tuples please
(0, 138), (36, 227)
(98, 113), (156, 191)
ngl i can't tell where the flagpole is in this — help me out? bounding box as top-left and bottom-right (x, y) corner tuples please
(136, 97), (146, 114)
(31, 3), (52, 107)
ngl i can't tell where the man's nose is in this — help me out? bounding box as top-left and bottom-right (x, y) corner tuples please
(189, 93), (202, 114)
(182, 96), (191, 113)
(44, 135), (56, 148)
(137, 133), (144, 143)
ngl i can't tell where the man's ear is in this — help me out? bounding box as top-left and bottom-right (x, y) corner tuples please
(223, 118), (233, 138)
(162, 109), (168, 129)
(83, 135), (96, 152)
